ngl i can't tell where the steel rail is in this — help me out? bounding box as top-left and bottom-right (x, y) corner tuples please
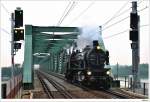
(36, 71), (54, 98)
(38, 71), (73, 99)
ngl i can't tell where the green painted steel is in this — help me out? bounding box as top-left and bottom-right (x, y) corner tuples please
(32, 26), (80, 32)
(23, 25), (34, 89)
(23, 25), (80, 89)
(34, 33), (78, 39)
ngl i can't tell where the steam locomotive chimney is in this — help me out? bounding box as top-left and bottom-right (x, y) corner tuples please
(93, 40), (99, 47)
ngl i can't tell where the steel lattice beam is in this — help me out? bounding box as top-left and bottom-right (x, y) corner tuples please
(32, 26), (80, 33)
(23, 25), (80, 89)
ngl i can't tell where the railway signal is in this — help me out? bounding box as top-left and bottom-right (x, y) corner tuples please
(129, 1), (140, 92)
(12, 7), (24, 54)
(14, 43), (22, 49)
(13, 29), (24, 41)
(15, 8), (23, 28)
(10, 8), (24, 97)
(129, 30), (138, 41)
(130, 13), (138, 29)
(129, 1), (139, 42)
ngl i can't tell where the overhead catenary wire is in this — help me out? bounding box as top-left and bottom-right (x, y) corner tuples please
(56, 1), (72, 26)
(102, 6), (149, 32)
(138, 5), (149, 12)
(57, 1), (77, 26)
(102, 0), (130, 27)
(1, 3), (14, 22)
(139, 24), (150, 27)
(137, 0), (144, 5)
(102, 16), (130, 31)
(102, 0), (144, 28)
(86, 15), (129, 38)
(103, 29), (129, 39)
(103, 24), (149, 39)
(0, 2), (11, 15)
(68, 1), (95, 25)
(0, 27), (11, 35)
(57, 1), (76, 26)
(112, 7), (131, 19)
(86, 24), (149, 40)
(84, 2), (131, 38)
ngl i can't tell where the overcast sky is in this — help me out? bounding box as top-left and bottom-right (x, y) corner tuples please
(0, 0), (149, 67)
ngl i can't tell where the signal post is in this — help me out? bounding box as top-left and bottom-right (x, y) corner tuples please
(129, 1), (140, 92)
(10, 7), (24, 98)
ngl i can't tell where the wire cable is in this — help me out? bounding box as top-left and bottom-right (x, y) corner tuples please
(68, 1), (95, 25)
(112, 7), (131, 19)
(102, 0), (130, 27)
(58, 2), (75, 25)
(103, 24), (149, 39)
(0, 27), (11, 35)
(138, 5), (149, 12)
(84, 0), (141, 28)
(137, 0), (143, 5)
(56, 1), (72, 26)
(102, 16), (130, 31)
(0, 2), (11, 15)
(102, 6), (148, 32)
(103, 29), (129, 39)
(57, 1), (76, 26)
(140, 24), (150, 27)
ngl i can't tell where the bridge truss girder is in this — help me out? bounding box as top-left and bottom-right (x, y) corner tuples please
(23, 25), (80, 89)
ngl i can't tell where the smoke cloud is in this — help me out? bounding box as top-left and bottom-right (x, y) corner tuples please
(77, 25), (105, 50)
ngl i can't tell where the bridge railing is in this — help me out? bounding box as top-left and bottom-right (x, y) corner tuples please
(113, 76), (149, 96)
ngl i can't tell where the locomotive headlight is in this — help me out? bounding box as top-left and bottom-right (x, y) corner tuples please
(87, 71), (92, 75)
(106, 71), (110, 75)
(15, 30), (17, 33)
(97, 46), (100, 50)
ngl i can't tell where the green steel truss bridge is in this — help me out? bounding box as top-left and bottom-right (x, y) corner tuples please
(23, 25), (80, 89)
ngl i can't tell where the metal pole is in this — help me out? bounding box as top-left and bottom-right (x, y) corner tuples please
(130, 78), (132, 89)
(11, 13), (15, 98)
(143, 83), (146, 95)
(128, 77), (129, 88)
(117, 62), (119, 80)
(125, 76), (127, 88)
(131, 1), (140, 92)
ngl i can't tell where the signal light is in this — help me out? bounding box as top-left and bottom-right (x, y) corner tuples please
(130, 13), (138, 29)
(15, 10), (23, 28)
(129, 30), (138, 41)
(14, 29), (24, 41)
(14, 43), (21, 49)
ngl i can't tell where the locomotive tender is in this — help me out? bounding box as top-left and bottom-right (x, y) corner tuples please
(65, 40), (113, 89)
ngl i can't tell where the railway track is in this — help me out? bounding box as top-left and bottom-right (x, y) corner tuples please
(72, 82), (128, 99)
(46, 71), (146, 99)
(37, 71), (74, 99)
(45, 71), (127, 98)
(103, 90), (129, 99)
(37, 72), (53, 98)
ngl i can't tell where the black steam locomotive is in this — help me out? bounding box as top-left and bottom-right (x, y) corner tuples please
(65, 40), (113, 89)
